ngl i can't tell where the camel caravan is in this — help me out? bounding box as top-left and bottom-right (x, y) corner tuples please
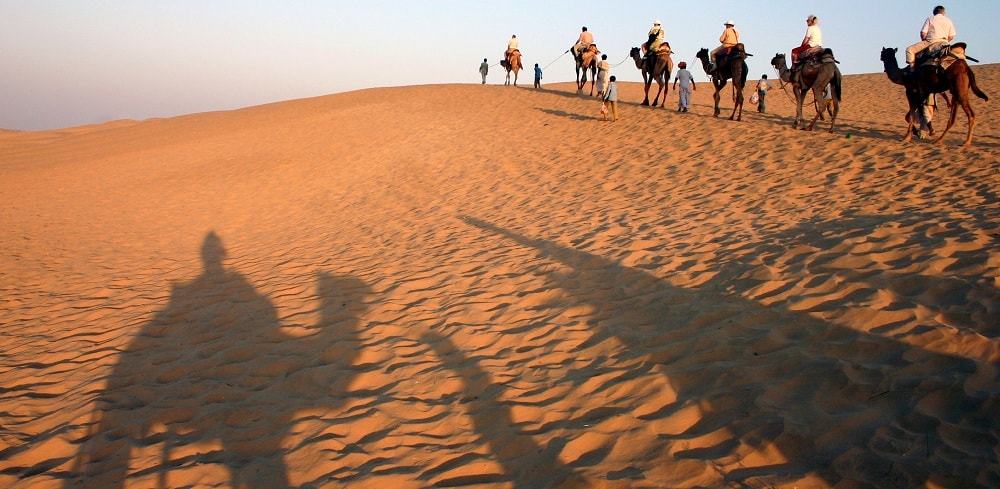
(494, 7), (988, 146)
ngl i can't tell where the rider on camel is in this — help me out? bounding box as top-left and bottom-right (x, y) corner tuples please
(505, 34), (519, 64)
(905, 6), (956, 71)
(791, 15), (823, 69)
(572, 26), (594, 59)
(709, 20), (740, 73)
(644, 20), (665, 57)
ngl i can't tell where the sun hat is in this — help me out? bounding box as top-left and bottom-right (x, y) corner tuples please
(654, 19), (661, 25)
(725, 20), (735, 25)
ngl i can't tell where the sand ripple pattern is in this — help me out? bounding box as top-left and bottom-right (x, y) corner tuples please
(2, 68), (999, 488)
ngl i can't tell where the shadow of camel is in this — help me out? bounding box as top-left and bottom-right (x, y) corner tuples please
(419, 329), (584, 488)
(455, 214), (997, 487)
(67, 231), (372, 488)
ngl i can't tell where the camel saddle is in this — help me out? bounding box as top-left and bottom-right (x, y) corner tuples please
(575, 44), (599, 63)
(915, 42), (968, 71)
(714, 44), (747, 72)
(644, 43), (672, 60)
(796, 47), (837, 69)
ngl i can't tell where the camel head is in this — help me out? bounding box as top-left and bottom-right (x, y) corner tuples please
(695, 48), (709, 60)
(770, 53), (786, 69)
(630, 47), (641, 58)
(880, 47), (898, 65)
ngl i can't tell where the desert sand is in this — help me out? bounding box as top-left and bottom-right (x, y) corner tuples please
(1, 64), (998, 489)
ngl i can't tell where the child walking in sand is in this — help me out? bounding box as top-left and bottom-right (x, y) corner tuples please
(602, 75), (619, 121)
(673, 62), (695, 112)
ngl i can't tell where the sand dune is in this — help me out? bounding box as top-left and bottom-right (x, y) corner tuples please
(1, 65), (998, 488)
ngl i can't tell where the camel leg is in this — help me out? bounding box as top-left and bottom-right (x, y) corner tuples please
(962, 101), (976, 147)
(730, 86), (744, 121)
(642, 81), (651, 106)
(794, 90), (807, 129)
(804, 85), (825, 130)
(903, 104), (919, 142)
(713, 89), (721, 117)
(934, 96), (974, 146)
(827, 99), (839, 133)
(652, 80), (664, 107)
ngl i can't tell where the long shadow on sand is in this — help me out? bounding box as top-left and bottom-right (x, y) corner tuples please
(456, 214), (997, 487)
(67, 232), (372, 488)
(536, 107), (596, 121)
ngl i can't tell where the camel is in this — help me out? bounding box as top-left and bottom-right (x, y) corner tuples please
(770, 51), (842, 132)
(695, 44), (749, 121)
(575, 44), (599, 96)
(880, 45), (988, 146)
(629, 45), (674, 107)
(500, 50), (523, 86)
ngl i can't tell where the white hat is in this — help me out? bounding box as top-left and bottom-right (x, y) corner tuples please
(725, 20), (735, 26)
(654, 19), (661, 25)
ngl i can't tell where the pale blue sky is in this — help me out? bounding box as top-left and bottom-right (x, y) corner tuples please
(1, 1), (995, 130)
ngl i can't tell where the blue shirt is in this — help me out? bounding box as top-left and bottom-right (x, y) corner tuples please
(534, 66), (542, 79)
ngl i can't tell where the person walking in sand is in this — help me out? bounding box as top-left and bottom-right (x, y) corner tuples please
(479, 58), (489, 84)
(602, 75), (619, 121)
(756, 74), (771, 113)
(673, 61), (696, 112)
(596, 54), (610, 96)
(534, 63), (543, 89)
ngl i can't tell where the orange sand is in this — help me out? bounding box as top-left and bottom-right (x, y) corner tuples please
(1, 66), (999, 488)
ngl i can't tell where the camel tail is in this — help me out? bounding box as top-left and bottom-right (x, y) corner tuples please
(832, 68), (843, 101)
(967, 66), (988, 101)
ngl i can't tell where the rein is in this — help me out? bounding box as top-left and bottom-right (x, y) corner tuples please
(609, 54), (631, 68)
(541, 50), (570, 70)
(774, 67), (820, 107)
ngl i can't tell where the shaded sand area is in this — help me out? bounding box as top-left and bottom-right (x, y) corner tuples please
(2, 65), (999, 488)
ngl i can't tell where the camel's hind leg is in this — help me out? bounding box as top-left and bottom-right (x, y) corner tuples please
(934, 97), (975, 146)
(729, 89), (744, 121)
(652, 79), (665, 107)
(827, 100), (839, 133)
(902, 106), (918, 142)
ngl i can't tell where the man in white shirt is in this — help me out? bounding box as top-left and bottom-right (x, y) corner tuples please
(505, 35), (519, 58)
(905, 6), (956, 69)
(791, 15), (823, 65)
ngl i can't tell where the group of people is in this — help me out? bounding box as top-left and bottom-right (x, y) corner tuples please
(480, 5), (958, 125)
